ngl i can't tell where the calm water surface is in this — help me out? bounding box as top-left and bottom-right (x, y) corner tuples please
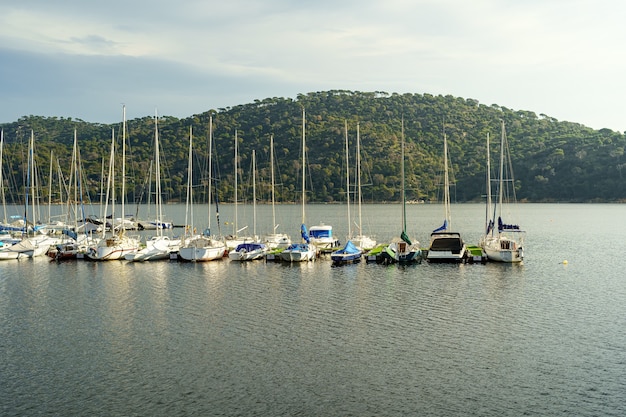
(1, 204), (625, 416)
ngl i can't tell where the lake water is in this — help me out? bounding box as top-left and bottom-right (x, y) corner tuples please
(1, 203), (625, 416)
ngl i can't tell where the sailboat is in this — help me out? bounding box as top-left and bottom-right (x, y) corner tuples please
(331, 120), (362, 265)
(280, 108), (317, 262)
(178, 124), (226, 262)
(225, 129), (254, 251)
(351, 122), (376, 251)
(426, 128), (467, 263)
(86, 106), (140, 261)
(481, 120), (525, 262)
(126, 111), (180, 261)
(229, 150), (268, 261)
(383, 119), (421, 264)
(262, 135), (291, 250)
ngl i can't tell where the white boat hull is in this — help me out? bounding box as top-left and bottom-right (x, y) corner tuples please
(0, 235), (56, 260)
(483, 236), (524, 263)
(426, 232), (467, 263)
(352, 235), (377, 251)
(87, 236), (140, 260)
(263, 233), (292, 249)
(279, 244), (316, 262)
(385, 240), (422, 264)
(228, 248), (266, 261)
(126, 237), (180, 262)
(178, 236), (225, 262)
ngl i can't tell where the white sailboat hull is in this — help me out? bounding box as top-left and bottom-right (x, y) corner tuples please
(482, 236), (524, 263)
(126, 237), (180, 261)
(262, 233), (291, 249)
(385, 240), (421, 264)
(352, 235), (377, 251)
(0, 235), (57, 259)
(178, 236), (225, 262)
(87, 236), (139, 260)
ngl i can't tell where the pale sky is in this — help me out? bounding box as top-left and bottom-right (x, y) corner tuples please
(1, 0), (624, 131)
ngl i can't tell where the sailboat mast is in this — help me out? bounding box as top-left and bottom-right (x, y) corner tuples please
(68, 131), (76, 226)
(356, 122), (363, 236)
(345, 120), (351, 238)
(184, 126), (193, 237)
(443, 130), (451, 230)
(270, 135), (277, 231)
(24, 131), (34, 235)
(234, 129), (238, 235)
(497, 120), (506, 225)
(401, 118), (406, 233)
(485, 132), (492, 235)
(71, 129), (79, 231)
(301, 108), (306, 225)
(155, 110), (163, 237)
(103, 129), (115, 239)
(208, 115), (213, 233)
(48, 150), (53, 223)
(121, 105), (126, 235)
(252, 149), (257, 237)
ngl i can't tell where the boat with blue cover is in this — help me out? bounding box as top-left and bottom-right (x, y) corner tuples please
(331, 240), (362, 265)
(228, 242), (268, 261)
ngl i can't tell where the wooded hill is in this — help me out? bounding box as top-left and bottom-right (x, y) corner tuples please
(1, 90), (625, 205)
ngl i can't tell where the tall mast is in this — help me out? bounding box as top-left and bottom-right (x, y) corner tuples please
(301, 108), (306, 225)
(344, 120), (351, 238)
(401, 118), (406, 233)
(497, 120), (506, 225)
(485, 132), (492, 235)
(184, 126), (193, 237)
(356, 122), (363, 236)
(48, 150), (53, 223)
(24, 131), (34, 235)
(252, 149), (257, 237)
(208, 115), (213, 232)
(443, 129), (451, 230)
(234, 129), (238, 236)
(270, 135), (277, 232)
(154, 109), (163, 237)
(72, 129), (79, 231)
(121, 105), (126, 235)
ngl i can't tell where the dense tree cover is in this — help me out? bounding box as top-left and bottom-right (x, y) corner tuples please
(1, 90), (624, 206)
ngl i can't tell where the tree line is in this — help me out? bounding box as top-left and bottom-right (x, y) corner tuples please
(1, 90), (625, 208)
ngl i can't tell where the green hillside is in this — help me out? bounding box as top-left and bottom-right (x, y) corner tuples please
(1, 90), (624, 205)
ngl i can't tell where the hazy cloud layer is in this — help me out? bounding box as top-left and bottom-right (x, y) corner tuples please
(1, 0), (624, 130)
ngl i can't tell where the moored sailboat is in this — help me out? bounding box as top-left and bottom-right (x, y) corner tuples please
(382, 119), (421, 264)
(351, 122), (376, 251)
(481, 120), (525, 263)
(178, 123), (226, 262)
(280, 108), (317, 262)
(262, 135), (291, 250)
(127, 111), (180, 261)
(331, 120), (362, 265)
(228, 150), (267, 261)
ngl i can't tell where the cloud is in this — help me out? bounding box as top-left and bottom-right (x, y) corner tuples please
(1, 1), (626, 130)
